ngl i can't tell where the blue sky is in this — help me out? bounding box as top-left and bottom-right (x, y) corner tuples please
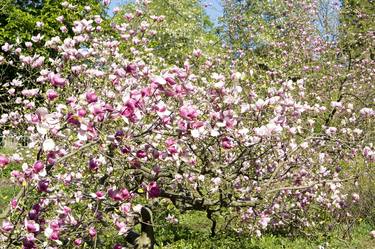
(108, 0), (223, 25)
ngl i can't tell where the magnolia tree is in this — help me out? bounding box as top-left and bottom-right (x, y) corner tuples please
(0, 0), (374, 248)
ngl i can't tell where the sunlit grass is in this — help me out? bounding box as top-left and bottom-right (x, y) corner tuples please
(156, 211), (374, 248)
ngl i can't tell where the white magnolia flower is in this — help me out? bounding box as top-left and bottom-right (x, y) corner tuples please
(43, 139), (56, 151)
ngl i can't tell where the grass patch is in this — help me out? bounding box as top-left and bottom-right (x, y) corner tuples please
(154, 212), (374, 249)
(0, 146), (20, 210)
(0, 180), (19, 210)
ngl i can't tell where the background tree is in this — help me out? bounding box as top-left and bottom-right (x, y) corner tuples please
(0, 0), (107, 142)
(113, 0), (221, 65)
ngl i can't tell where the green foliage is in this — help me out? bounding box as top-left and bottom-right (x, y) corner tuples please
(339, 0), (374, 58)
(0, 0), (105, 44)
(114, 0), (221, 65)
(0, 181), (18, 210)
(340, 159), (375, 226)
(0, 1), (108, 132)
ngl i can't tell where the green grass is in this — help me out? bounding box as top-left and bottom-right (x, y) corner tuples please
(0, 146), (19, 210)
(154, 211), (374, 249)
(0, 181), (18, 210)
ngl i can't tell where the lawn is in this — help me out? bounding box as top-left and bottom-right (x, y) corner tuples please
(153, 211), (374, 249)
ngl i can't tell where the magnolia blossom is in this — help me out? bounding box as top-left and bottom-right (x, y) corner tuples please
(254, 123), (283, 137)
(25, 220), (40, 233)
(31, 33), (44, 43)
(1, 42), (12, 52)
(151, 76), (166, 85)
(147, 182), (160, 198)
(32, 161), (44, 173)
(179, 105), (198, 121)
(193, 49), (202, 57)
(56, 15), (64, 23)
(165, 214), (179, 224)
(1, 220), (14, 233)
(46, 89), (59, 101)
(0, 155), (10, 168)
(48, 72), (66, 87)
(89, 227), (97, 237)
(259, 214), (271, 229)
(43, 139), (56, 151)
(86, 91), (98, 103)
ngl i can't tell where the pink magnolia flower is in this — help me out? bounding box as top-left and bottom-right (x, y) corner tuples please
(221, 137), (235, 149)
(91, 191), (105, 200)
(164, 74), (176, 85)
(125, 63), (137, 74)
(36, 21), (44, 28)
(113, 243), (124, 249)
(56, 15), (64, 23)
(124, 13), (134, 21)
(193, 49), (202, 57)
(48, 72), (66, 87)
(0, 155), (10, 168)
(103, 0), (111, 6)
(88, 158), (99, 171)
(60, 26), (68, 33)
(25, 42), (33, 48)
(165, 214), (179, 224)
(74, 238), (83, 246)
(254, 123), (282, 137)
(89, 227), (97, 237)
(352, 193), (360, 203)
(121, 145), (131, 154)
(167, 144), (178, 154)
(115, 221), (129, 235)
(120, 189), (131, 200)
(1, 220), (14, 233)
(121, 99), (136, 118)
(37, 180), (49, 192)
(147, 181), (160, 198)
(77, 108), (87, 117)
(120, 203), (131, 214)
(113, 7), (120, 13)
(136, 150), (147, 158)
(1, 42), (12, 52)
(32, 161), (44, 173)
(45, 226), (60, 241)
(151, 76), (166, 85)
(86, 91), (98, 103)
(25, 219), (40, 233)
(11, 198), (18, 209)
(23, 234), (36, 249)
(31, 56), (45, 68)
(108, 188), (131, 201)
(31, 33), (44, 43)
(46, 89), (59, 101)
(179, 105), (198, 121)
(259, 214), (271, 229)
